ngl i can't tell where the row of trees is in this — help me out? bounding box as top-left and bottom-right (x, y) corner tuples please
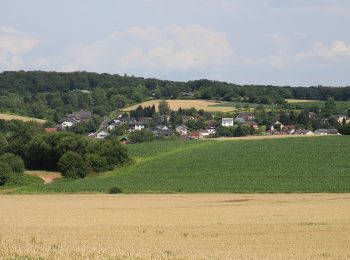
(1, 71), (350, 123)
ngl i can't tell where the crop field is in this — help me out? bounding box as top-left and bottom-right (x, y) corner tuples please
(286, 99), (350, 110)
(0, 194), (349, 259)
(123, 99), (235, 112)
(8, 136), (350, 194)
(0, 113), (46, 124)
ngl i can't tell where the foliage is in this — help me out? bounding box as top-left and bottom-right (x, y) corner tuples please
(58, 152), (86, 179)
(0, 132), (7, 155)
(158, 100), (170, 115)
(129, 129), (155, 144)
(0, 153), (25, 185)
(109, 186), (123, 194)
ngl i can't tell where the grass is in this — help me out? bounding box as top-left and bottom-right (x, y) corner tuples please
(0, 113), (46, 124)
(286, 99), (350, 110)
(8, 136), (350, 194)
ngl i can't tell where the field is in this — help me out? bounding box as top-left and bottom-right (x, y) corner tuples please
(7, 136), (350, 194)
(0, 194), (349, 259)
(123, 99), (236, 112)
(0, 113), (46, 124)
(286, 99), (350, 110)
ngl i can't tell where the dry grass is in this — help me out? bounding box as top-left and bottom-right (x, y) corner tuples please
(0, 194), (349, 259)
(286, 99), (321, 103)
(123, 99), (235, 112)
(0, 113), (46, 124)
(25, 171), (62, 184)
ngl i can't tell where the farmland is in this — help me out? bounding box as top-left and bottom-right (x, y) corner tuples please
(8, 136), (350, 194)
(0, 194), (349, 259)
(123, 99), (236, 112)
(0, 113), (46, 124)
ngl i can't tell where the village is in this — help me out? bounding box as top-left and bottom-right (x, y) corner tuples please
(49, 101), (345, 144)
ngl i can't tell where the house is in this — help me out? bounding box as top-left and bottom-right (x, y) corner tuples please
(182, 115), (195, 123)
(44, 128), (58, 133)
(206, 124), (217, 134)
(66, 111), (92, 122)
(191, 131), (200, 139)
(308, 112), (317, 120)
(60, 119), (75, 129)
(119, 136), (129, 145)
(107, 124), (116, 131)
(293, 130), (314, 135)
(314, 129), (340, 135)
(222, 118), (234, 127)
(199, 129), (211, 138)
(241, 121), (258, 129)
(235, 113), (255, 123)
(96, 130), (110, 139)
(282, 125), (296, 134)
(181, 92), (194, 97)
(176, 125), (190, 135)
(270, 121), (284, 130)
(153, 128), (174, 138)
(332, 115), (350, 124)
(154, 125), (169, 131)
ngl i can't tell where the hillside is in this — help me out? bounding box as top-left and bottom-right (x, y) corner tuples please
(11, 136), (350, 194)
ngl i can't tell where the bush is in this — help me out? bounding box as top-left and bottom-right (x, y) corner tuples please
(0, 161), (12, 185)
(0, 132), (7, 155)
(109, 186), (123, 194)
(58, 152), (86, 179)
(0, 153), (25, 174)
(85, 153), (109, 173)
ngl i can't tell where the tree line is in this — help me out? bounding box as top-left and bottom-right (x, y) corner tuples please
(1, 71), (350, 123)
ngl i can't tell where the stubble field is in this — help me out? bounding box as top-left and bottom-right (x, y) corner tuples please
(0, 194), (349, 259)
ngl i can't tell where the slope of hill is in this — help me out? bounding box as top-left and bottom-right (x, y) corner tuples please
(11, 136), (350, 194)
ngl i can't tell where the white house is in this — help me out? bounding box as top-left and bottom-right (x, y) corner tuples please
(176, 125), (190, 135)
(96, 131), (110, 139)
(222, 118), (234, 127)
(61, 120), (74, 128)
(207, 125), (217, 134)
(270, 121), (284, 130)
(134, 124), (145, 131)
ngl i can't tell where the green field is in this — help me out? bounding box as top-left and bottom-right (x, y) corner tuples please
(209, 101), (274, 109)
(5, 136), (350, 194)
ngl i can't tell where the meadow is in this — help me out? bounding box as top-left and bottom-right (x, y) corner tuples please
(8, 136), (350, 194)
(1, 194), (349, 259)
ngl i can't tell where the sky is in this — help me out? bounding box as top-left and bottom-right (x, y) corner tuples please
(0, 0), (350, 86)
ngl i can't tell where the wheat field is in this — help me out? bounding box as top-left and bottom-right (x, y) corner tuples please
(0, 113), (46, 124)
(123, 99), (235, 112)
(0, 194), (349, 259)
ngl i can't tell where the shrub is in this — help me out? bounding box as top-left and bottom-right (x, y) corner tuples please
(129, 129), (155, 144)
(109, 186), (123, 194)
(0, 161), (12, 185)
(58, 152), (86, 179)
(0, 153), (25, 174)
(85, 153), (109, 173)
(0, 132), (7, 155)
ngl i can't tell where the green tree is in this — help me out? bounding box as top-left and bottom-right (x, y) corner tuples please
(0, 132), (8, 155)
(129, 129), (155, 143)
(158, 100), (170, 115)
(0, 161), (12, 185)
(0, 153), (25, 174)
(58, 151), (86, 179)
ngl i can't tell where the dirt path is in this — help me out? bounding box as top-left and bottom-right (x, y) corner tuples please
(25, 171), (62, 184)
(0, 194), (349, 259)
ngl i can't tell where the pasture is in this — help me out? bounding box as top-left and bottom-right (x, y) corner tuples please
(122, 99), (235, 112)
(0, 113), (46, 124)
(10, 136), (350, 194)
(0, 194), (349, 259)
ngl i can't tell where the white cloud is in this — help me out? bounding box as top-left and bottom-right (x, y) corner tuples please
(65, 25), (234, 74)
(297, 41), (350, 61)
(0, 27), (40, 69)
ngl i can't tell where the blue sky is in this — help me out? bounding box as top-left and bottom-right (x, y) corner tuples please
(1, 0), (349, 86)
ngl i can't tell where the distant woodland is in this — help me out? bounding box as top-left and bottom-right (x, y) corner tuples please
(1, 71), (350, 121)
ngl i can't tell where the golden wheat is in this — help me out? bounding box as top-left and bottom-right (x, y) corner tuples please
(0, 194), (349, 259)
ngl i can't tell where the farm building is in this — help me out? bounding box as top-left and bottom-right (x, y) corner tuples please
(314, 129), (340, 135)
(176, 125), (190, 135)
(235, 113), (255, 123)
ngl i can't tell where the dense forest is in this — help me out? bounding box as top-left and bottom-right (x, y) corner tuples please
(0, 71), (350, 122)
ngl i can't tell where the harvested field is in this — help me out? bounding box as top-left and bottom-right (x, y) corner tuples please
(286, 99), (321, 103)
(123, 99), (235, 112)
(0, 113), (46, 124)
(0, 194), (349, 259)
